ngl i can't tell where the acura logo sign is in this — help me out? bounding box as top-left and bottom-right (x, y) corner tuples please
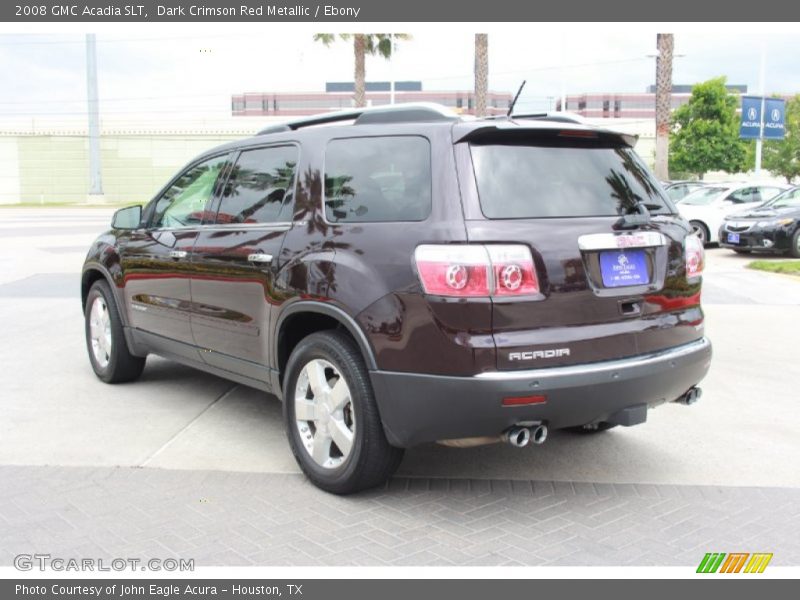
(747, 107), (758, 121)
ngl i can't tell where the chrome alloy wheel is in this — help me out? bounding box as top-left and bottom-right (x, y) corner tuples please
(89, 296), (112, 368)
(691, 222), (707, 244)
(294, 359), (356, 469)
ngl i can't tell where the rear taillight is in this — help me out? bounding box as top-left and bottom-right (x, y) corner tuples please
(487, 245), (540, 296)
(685, 234), (704, 278)
(414, 244), (539, 298)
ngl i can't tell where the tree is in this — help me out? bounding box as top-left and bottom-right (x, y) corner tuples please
(763, 95), (800, 183)
(654, 33), (674, 181)
(313, 34), (411, 108)
(669, 77), (749, 179)
(474, 34), (489, 117)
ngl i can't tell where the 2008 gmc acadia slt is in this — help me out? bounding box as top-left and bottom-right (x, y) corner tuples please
(81, 104), (712, 493)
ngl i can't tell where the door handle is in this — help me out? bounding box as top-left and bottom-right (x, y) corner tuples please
(247, 253), (273, 264)
(169, 250), (187, 259)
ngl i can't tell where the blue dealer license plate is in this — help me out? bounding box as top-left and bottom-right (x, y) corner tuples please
(728, 232), (740, 244)
(599, 249), (649, 288)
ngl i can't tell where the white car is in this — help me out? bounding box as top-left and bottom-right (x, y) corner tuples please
(677, 183), (789, 244)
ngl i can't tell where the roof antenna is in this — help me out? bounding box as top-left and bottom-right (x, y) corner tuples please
(507, 80), (527, 117)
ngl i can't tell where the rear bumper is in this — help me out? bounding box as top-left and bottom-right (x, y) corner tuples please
(370, 337), (712, 447)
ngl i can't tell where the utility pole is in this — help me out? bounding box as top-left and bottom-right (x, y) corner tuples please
(85, 34), (104, 202)
(389, 33), (395, 105)
(559, 34), (566, 112)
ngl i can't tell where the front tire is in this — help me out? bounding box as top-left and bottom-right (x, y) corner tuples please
(84, 280), (145, 383)
(791, 229), (800, 259)
(283, 330), (403, 494)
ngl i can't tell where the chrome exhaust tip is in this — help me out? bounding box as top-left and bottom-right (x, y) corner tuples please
(530, 424), (548, 445)
(505, 426), (531, 448)
(678, 387), (702, 405)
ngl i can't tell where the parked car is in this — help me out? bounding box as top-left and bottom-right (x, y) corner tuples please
(719, 186), (800, 256)
(81, 104), (712, 494)
(676, 182), (789, 245)
(662, 180), (707, 202)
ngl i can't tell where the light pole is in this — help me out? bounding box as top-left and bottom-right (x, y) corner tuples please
(85, 33), (104, 202)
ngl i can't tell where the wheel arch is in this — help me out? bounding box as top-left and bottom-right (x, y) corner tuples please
(81, 263), (149, 358)
(81, 263), (132, 327)
(274, 302), (378, 388)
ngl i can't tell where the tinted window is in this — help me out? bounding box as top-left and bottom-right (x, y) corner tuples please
(151, 154), (228, 228)
(324, 136), (432, 222)
(470, 142), (671, 218)
(217, 146), (298, 224)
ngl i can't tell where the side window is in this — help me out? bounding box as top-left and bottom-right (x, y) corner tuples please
(727, 187), (756, 204)
(151, 155), (228, 228)
(324, 136), (432, 223)
(216, 145), (298, 224)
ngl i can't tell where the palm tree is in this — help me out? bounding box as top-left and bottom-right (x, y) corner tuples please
(655, 33), (674, 181)
(474, 34), (489, 117)
(313, 34), (411, 108)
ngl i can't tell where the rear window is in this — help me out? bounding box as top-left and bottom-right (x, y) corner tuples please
(679, 187), (727, 205)
(470, 142), (672, 218)
(324, 136), (432, 223)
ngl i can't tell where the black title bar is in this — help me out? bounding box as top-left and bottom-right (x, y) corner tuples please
(3, 579), (798, 600)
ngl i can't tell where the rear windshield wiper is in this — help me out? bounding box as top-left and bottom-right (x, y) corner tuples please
(614, 201), (653, 229)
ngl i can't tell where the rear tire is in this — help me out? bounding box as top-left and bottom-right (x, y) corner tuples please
(84, 280), (145, 383)
(283, 330), (404, 494)
(690, 221), (709, 246)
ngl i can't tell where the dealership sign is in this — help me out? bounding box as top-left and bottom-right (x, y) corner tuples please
(740, 96), (786, 140)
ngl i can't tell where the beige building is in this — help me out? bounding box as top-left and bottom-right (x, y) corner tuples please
(0, 116), (273, 205)
(0, 114), (656, 206)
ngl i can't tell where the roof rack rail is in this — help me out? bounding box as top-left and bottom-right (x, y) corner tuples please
(256, 103), (458, 136)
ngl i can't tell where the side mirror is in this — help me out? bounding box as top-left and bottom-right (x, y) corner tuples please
(111, 205), (142, 230)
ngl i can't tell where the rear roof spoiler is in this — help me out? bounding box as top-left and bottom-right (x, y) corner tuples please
(455, 120), (638, 148)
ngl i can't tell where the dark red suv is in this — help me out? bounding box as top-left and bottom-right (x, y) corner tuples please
(82, 104), (712, 493)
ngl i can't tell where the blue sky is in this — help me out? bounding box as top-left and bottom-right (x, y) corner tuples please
(1, 29), (798, 121)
